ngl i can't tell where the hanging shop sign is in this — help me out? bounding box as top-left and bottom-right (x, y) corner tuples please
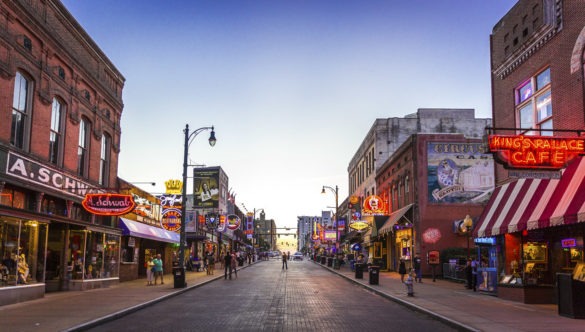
(227, 215), (241, 230)
(158, 193), (182, 232)
(362, 195), (387, 216)
(82, 193), (136, 216)
(349, 221), (370, 231)
(206, 213), (219, 230)
(488, 135), (585, 169)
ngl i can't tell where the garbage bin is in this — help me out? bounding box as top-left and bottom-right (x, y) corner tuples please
(327, 257), (333, 267)
(321, 256), (326, 264)
(557, 273), (585, 318)
(173, 266), (186, 288)
(369, 266), (380, 285)
(355, 263), (364, 279)
(333, 258), (341, 269)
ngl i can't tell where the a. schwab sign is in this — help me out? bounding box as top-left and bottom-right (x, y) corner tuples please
(5, 151), (100, 198)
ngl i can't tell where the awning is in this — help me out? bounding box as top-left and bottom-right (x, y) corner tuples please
(475, 156), (585, 238)
(119, 218), (180, 244)
(379, 204), (414, 235)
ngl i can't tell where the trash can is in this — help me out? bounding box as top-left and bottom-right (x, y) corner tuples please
(557, 273), (585, 318)
(327, 257), (333, 267)
(321, 256), (326, 264)
(355, 263), (364, 279)
(369, 266), (380, 285)
(333, 258), (341, 269)
(173, 266), (186, 288)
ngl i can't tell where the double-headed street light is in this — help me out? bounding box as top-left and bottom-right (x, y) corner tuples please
(176, 124), (216, 288)
(321, 185), (339, 248)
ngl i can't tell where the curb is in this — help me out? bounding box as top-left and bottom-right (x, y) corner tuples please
(314, 260), (480, 332)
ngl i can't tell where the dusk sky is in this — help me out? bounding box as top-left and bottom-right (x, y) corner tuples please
(60, 0), (517, 229)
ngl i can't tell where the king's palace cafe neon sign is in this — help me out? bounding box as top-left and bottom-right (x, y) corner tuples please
(488, 134), (585, 169)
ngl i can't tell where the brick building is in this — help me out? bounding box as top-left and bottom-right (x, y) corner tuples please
(474, 0), (585, 304)
(0, 0), (124, 305)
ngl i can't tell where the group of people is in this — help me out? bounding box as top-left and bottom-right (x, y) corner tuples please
(145, 254), (164, 286)
(398, 255), (423, 283)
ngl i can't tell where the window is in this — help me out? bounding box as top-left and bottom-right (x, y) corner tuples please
(23, 37), (32, 51)
(77, 118), (90, 177)
(49, 98), (63, 164)
(99, 134), (111, 186)
(11, 72), (31, 149)
(516, 68), (552, 135)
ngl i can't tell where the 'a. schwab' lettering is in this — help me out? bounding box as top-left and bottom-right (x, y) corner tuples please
(82, 194), (136, 216)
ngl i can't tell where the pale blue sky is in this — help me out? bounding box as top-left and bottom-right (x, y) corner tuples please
(61, 0), (517, 229)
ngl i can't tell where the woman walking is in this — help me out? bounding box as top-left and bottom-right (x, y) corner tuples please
(399, 258), (407, 282)
(146, 256), (154, 286)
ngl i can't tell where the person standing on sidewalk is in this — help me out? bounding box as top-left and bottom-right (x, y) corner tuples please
(282, 252), (288, 270)
(399, 258), (407, 282)
(230, 252), (238, 278)
(471, 257), (478, 291)
(153, 254), (164, 285)
(146, 256), (155, 286)
(224, 251), (232, 279)
(413, 254), (422, 283)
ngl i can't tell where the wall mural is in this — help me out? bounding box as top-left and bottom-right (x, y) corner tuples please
(427, 142), (495, 204)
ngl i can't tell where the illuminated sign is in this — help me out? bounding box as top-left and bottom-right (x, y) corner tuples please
(82, 194), (136, 216)
(488, 135), (585, 169)
(362, 195), (387, 216)
(165, 179), (183, 194)
(349, 221), (370, 231)
(324, 231), (337, 240)
(562, 238), (577, 248)
(474, 237), (496, 245)
(227, 215), (241, 230)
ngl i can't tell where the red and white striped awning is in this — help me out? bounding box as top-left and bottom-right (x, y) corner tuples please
(475, 156), (585, 238)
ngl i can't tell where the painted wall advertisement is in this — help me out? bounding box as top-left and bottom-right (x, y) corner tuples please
(427, 142), (495, 204)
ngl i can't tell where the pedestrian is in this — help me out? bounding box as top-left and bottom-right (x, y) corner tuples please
(206, 252), (215, 275)
(413, 254), (422, 283)
(230, 252), (238, 278)
(282, 251), (288, 270)
(153, 253), (164, 285)
(465, 258), (473, 289)
(471, 257), (478, 292)
(224, 251), (232, 279)
(399, 258), (407, 282)
(146, 256), (154, 286)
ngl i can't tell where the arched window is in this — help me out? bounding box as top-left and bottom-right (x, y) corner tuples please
(49, 97), (65, 164)
(99, 133), (111, 185)
(11, 72), (33, 149)
(77, 118), (90, 177)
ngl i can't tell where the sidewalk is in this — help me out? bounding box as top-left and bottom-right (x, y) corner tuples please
(316, 261), (585, 332)
(0, 263), (248, 332)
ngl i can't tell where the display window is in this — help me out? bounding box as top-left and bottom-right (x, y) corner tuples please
(0, 217), (48, 287)
(67, 229), (120, 280)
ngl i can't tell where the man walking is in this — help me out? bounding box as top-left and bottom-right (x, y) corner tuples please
(282, 252), (288, 270)
(224, 251), (232, 280)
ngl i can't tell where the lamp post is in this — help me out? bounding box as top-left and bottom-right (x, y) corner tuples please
(321, 185), (339, 249)
(463, 214), (473, 260)
(177, 124), (216, 288)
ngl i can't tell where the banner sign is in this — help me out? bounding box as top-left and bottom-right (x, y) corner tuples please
(227, 215), (241, 230)
(193, 168), (220, 208)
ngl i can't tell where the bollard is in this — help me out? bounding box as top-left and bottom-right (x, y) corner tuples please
(405, 274), (414, 297)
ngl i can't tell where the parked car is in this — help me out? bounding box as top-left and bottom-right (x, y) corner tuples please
(292, 252), (304, 261)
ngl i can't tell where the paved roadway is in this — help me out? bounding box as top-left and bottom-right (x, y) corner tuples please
(86, 259), (456, 332)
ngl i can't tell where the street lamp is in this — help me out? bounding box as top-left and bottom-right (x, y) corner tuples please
(463, 214), (473, 260)
(321, 185), (339, 249)
(177, 124), (216, 288)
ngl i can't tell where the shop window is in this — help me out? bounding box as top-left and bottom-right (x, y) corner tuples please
(515, 68), (552, 135)
(68, 230), (120, 280)
(0, 219), (48, 287)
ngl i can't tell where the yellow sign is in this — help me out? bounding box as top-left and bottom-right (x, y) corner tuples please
(349, 196), (359, 205)
(165, 179), (183, 194)
(349, 221), (370, 231)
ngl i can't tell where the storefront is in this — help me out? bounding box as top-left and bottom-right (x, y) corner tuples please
(475, 156), (585, 303)
(118, 217), (179, 281)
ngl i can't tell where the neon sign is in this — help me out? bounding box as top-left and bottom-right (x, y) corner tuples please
(488, 135), (585, 169)
(82, 194), (136, 216)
